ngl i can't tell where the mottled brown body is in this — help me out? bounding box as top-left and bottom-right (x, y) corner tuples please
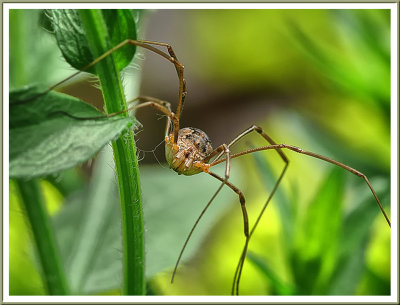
(165, 127), (213, 175)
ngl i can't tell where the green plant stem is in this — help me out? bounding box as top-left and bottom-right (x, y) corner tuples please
(15, 179), (69, 295)
(78, 10), (145, 295)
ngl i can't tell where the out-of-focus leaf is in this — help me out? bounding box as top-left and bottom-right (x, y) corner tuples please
(291, 167), (345, 294)
(250, 145), (294, 244)
(44, 168), (87, 197)
(52, 146), (235, 293)
(50, 9), (136, 73)
(142, 165), (236, 279)
(289, 11), (390, 110)
(328, 241), (367, 295)
(52, 146), (121, 294)
(10, 86), (136, 178)
(330, 10), (390, 107)
(328, 177), (390, 294)
(339, 177), (389, 259)
(289, 23), (358, 95)
(9, 181), (46, 295)
(357, 266), (391, 295)
(9, 178), (65, 295)
(332, 10), (390, 62)
(149, 156), (287, 295)
(247, 251), (296, 295)
(293, 111), (390, 175)
(9, 10), (71, 88)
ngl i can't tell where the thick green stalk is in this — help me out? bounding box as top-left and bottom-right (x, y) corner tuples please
(78, 10), (145, 295)
(15, 180), (69, 295)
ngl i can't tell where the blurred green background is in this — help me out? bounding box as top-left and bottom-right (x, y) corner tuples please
(9, 9), (391, 295)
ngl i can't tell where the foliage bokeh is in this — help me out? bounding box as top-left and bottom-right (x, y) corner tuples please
(9, 9), (390, 296)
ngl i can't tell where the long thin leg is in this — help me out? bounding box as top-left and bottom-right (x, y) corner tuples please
(13, 39), (143, 105)
(138, 40), (187, 120)
(231, 163), (288, 295)
(20, 39), (186, 144)
(170, 145), (249, 284)
(92, 39), (186, 142)
(213, 143), (391, 227)
(208, 171), (250, 237)
(210, 125), (288, 165)
(49, 95), (178, 139)
(213, 128), (389, 294)
(207, 172), (252, 295)
(204, 142), (252, 237)
(170, 180), (226, 284)
(208, 125), (289, 295)
(123, 96), (177, 138)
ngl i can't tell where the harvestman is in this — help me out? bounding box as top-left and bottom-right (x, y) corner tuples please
(38, 39), (391, 295)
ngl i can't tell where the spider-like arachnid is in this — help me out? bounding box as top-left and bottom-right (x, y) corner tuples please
(43, 39), (391, 295)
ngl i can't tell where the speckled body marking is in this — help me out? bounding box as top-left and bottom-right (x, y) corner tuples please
(165, 127), (213, 175)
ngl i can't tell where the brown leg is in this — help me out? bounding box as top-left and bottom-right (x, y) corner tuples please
(207, 171), (250, 237)
(207, 138), (389, 294)
(33, 39), (186, 143)
(207, 125), (289, 295)
(122, 96), (177, 138)
(230, 161), (289, 295)
(210, 125), (288, 164)
(207, 170), (253, 296)
(170, 179), (226, 284)
(219, 141), (389, 294)
(171, 144), (251, 284)
(49, 95), (177, 140)
(213, 143), (390, 227)
(206, 143), (250, 237)
(137, 40), (187, 120)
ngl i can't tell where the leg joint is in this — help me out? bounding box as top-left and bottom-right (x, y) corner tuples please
(253, 125), (263, 133)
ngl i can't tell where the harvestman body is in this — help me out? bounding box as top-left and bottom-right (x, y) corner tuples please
(41, 39), (391, 295)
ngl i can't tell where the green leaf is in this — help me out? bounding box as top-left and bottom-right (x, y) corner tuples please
(247, 251), (296, 295)
(9, 180), (47, 295)
(331, 10), (390, 63)
(289, 12), (390, 110)
(10, 86), (136, 178)
(250, 148), (294, 249)
(291, 167), (345, 294)
(10, 9), (72, 88)
(52, 146), (122, 294)
(339, 178), (389, 259)
(328, 242), (367, 295)
(52, 147), (236, 294)
(328, 178), (390, 294)
(50, 9), (136, 73)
